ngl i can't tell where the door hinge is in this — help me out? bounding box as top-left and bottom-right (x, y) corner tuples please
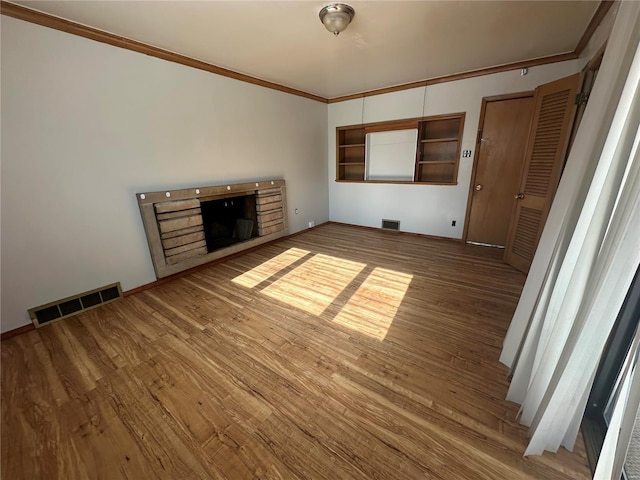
(575, 92), (589, 106)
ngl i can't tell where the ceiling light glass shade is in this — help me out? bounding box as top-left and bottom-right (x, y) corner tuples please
(319, 4), (355, 36)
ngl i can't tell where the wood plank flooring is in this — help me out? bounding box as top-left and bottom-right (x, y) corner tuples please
(1, 223), (591, 479)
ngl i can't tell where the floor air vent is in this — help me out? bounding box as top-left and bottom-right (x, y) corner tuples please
(381, 219), (400, 231)
(28, 282), (123, 328)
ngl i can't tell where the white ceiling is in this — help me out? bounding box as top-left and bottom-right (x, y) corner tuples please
(15, 1), (599, 99)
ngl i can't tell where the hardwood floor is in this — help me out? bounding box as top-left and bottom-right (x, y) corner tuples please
(1, 223), (591, 479)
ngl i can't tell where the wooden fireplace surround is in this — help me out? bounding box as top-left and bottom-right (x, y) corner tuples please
(137, 179), (288, 278)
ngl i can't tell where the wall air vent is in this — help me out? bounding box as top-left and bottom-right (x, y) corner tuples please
(381, 219), (400, 231)
(28, 282), (123, 328)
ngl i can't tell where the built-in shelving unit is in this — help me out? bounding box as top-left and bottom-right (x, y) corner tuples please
(337, 126), (366, 181)
(415, 114), (465, 184)
(336, 113), (465, 184)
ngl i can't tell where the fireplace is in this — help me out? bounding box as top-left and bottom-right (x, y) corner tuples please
(201, 194), (258, 252)
(137, 180), (287, 278)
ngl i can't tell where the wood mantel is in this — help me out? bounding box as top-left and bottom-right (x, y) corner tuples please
(137, 179), (288, 278)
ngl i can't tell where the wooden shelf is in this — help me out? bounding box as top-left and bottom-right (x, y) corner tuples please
(420, 116), (462, 141)
(336, 125), (366, 181)
(416, 114), (464, 183)
(420, 137), (459, 143)
(417, 160), (455, 165)
(416, 161), (457, 183)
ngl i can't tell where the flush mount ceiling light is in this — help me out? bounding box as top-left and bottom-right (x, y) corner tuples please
(319, 4), (355, 36)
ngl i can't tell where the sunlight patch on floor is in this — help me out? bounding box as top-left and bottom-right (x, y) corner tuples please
(333, 268), (413, 340)
(231, 248), (310, 288)
(232, 248), (412, 340)
(261, 254), (366, 316)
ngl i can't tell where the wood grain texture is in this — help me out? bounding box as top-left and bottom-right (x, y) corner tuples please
(256, 194), (282, 206)
(257, 210), (284, 223)
(156, 208), (202, 221)
(165, 245), (208, 264)
(258, 223), (285, 236)
(465, 95), (534, 245)
(162, 231), (206, 250)
(158, 214), (204, 234)
(155, 199), (201, 214)
(505, 73), (580, 273)
(161, 225), (205, 240)
(164, 239), (208, 257)
(1, 223), (590, 479)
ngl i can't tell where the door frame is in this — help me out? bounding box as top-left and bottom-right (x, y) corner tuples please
(462, 91), (534, 243)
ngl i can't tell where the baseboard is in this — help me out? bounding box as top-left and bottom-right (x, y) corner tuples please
(327, 221), (463, 243)
(1, 323), (35, 341)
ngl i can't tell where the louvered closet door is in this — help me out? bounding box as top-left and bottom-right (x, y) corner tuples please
(505, 73), (580, 273)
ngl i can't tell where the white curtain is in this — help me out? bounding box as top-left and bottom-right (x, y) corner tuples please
(499, 0), (640, 456)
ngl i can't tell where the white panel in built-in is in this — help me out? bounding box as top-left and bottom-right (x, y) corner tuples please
(365, 129), (418, 181)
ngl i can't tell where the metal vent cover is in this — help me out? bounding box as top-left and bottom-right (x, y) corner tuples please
(28, 282), (123, 328)
(381, 219), (400, 231)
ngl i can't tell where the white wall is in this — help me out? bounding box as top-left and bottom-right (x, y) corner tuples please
(328, 61), (587, 238)
(0, 16), (328, 332)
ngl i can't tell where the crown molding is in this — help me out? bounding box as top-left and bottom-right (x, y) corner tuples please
(1, 0), (614, 105)
(574, 0), (615, 57)
(327, 52), (578, 103)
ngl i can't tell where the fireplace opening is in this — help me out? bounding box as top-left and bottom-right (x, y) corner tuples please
(200, 194), (258, 252)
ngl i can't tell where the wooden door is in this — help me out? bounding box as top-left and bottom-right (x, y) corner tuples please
(465, 94), (534, 246)
(505, 73), (581, 273)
